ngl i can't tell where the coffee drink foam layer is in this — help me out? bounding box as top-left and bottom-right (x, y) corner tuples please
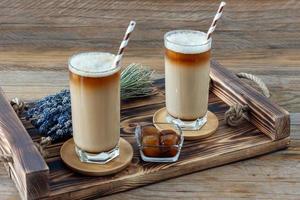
(69, 52), (118, 77)
(164, 30), (211, 54)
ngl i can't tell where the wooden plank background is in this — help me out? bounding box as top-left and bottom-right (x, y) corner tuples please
(0, 0), (299, 199)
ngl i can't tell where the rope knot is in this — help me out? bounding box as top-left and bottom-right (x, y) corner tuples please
(225, 104), (249, 127)
(224, 72), (270, 127)
(40, 136), (52, 146)
(10, 97), (26, 115)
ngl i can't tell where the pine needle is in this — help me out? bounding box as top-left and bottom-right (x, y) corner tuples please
(121, 63), (155, 100)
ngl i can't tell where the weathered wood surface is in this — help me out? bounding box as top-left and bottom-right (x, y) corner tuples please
(0, 0), (299, 199)
(0, 74), (290, 199)
(26, 82), (290, 199)
(0, 88), (49, 200)
(210, 60), (290, 140)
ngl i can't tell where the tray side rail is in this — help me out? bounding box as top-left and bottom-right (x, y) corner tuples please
(0, 88), (49, 200)
(210, 60), (290, 140)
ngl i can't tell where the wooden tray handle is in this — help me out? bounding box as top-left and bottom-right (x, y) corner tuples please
(0, 88), (49, 200)
(210, 60), (290, 141)
(225, 72), (270, 126)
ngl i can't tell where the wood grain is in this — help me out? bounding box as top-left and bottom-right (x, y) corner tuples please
(60, 138), (133, 176)
(0, 88), (49, 200)
(0, 0), (298, 199)
(0, 71), (288, 199)
(153, 109), (219, 140)
(46, 91), (290, 199)
(210, 60), (290, 140)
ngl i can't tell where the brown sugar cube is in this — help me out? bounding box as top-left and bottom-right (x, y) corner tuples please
(159, 129), (180, 157)
(142, 126), (161, 157)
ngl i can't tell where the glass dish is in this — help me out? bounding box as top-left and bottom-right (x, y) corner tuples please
(135, 122), (183, 162)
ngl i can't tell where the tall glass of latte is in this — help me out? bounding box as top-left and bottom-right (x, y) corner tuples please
(69, 52), (120, 164)
(164, 30), (212, 130)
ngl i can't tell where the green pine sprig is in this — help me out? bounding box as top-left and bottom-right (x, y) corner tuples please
(121, 63), (155, 100)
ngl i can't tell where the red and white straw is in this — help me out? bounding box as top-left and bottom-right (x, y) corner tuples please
(206, 2), (226, 40)
(113, 20), (136, 68)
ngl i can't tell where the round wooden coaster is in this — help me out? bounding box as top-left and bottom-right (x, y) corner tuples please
(153, 107), (219, 140)
(60, 138), (133, 176)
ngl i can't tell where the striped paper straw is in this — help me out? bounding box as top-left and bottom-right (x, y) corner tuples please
(113, 20), (136, 68)
(206, 2), (226, 40)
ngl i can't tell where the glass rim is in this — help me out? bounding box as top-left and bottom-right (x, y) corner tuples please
(164, 29), (212, 47)
(68, 51), (120, 77)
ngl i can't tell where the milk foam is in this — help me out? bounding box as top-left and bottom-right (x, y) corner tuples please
(164, 30), (211, 54)
(69, 52), (118, 77)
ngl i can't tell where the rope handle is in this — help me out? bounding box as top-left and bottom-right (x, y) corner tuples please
(0, 154), (13, 163)
(225, 73), (270, 127)
(236, 72), (270, 98)
(10, 97), (27, 115)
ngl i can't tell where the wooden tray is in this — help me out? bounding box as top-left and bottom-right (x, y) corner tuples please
(0, 61), (290, 200)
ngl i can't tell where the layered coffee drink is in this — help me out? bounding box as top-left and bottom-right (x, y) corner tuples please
(164, 30), (212, 130)
(69, 52), (120, 164)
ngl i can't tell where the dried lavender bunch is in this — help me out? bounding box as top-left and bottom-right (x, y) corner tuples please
(25, 89), (72, 143)
(25, 64), (154, 143)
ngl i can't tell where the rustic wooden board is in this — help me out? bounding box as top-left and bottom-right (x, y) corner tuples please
(0, 62), (290, 200)
(210, 60), (290, 140)
(0, 87), (49, 200)
(0, 1), (299, 199)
